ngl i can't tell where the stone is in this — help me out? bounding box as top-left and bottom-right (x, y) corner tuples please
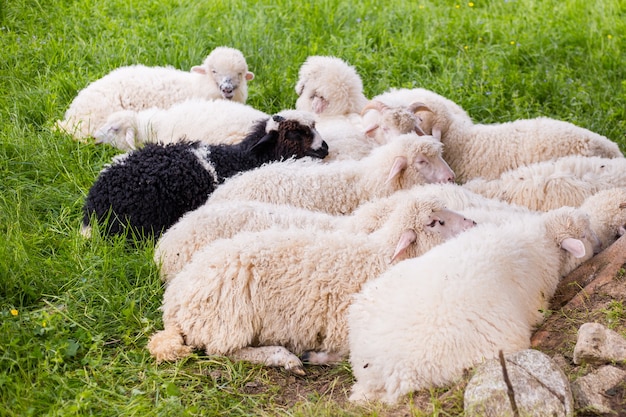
(573, 322), (626, 365)
(464, 349), (573, 417)
(570, 365), (626, 415)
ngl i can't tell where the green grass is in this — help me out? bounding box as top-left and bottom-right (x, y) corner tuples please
(1, 0), (625, 415)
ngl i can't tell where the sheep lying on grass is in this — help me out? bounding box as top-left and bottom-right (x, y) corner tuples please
(147, 196), (477, 373)
(294, 56), (427, 160)
(373, 88), (624, 182)
(154, 183), (501, 282)
(464, 155), (626, 211)
(57, 46), (254, 140)
(93, 99), (268, 151)
(347, 191), (626, 404)
(207, 133), (455, 215)
(82, 111), (327, 238)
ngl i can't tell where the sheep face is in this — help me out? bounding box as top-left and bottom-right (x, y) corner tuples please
(94, 110), (142, 150)
(253, 111), (328, 160)
(544, 207), (600, 275)
(385, 134), (455, 185)
(361, 101), (428, 142)
(390, 205), (477, 262)
(192, 47), (254, 101)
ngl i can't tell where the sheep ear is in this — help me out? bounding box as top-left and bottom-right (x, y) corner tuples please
(125, 128), (137, 150)
(431, 125), (443, 140)
(191, 66), (206, 74)
(390, 229), (417, 263)
(414, 125), (427, 136)
(295, 80), (305, 96)
(364, 124), (380, 136)
(560, 237), (586, 258)
(245, 71), (255, 81)
(250, 133), (277, 153)
(385, 156), (408, 184)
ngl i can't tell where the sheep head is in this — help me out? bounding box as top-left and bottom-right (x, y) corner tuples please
(250, 110), (328, 160)
(361, 100), (431, 143)
(294, 55), (368, 117)
(192, 46), (254, 103)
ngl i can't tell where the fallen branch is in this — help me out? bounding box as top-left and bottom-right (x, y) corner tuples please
(499, 350), (519, 417)
(531, 233), (626, 349)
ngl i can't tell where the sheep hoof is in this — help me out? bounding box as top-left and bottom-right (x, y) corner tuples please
(287, 364), (307, 376)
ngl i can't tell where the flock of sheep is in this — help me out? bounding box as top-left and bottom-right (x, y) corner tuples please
(58, 46), (626, 404)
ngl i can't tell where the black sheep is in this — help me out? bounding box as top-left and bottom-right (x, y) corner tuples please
(82, 110), (328, 238)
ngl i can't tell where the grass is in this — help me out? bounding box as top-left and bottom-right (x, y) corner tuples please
(1, 0), (625, 415)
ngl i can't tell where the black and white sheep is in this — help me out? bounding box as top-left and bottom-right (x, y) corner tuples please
(81, 110), (328, 238)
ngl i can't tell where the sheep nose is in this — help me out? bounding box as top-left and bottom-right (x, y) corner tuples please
(447, 173), (456, 183)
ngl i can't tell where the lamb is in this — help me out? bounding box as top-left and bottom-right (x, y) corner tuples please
(154, 183), (506, 282)
(207, 133), (455, 215)
(372, 88), (624, 182)
(93, 99), (268, 151)
(463, 155), (626, 211)
(347, 205), (616, 404)
(295, 55), (368, 117)
(81, 110), (328, 238)
(147, 195), (477, 374)
(294, 56), (427, 160)
(57, 46), (254, 140)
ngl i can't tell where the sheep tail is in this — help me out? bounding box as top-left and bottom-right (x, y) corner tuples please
(147, 325), (192, 363)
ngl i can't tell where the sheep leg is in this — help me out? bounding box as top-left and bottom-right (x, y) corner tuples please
(300, 350), (345, 365)
(229, 346), (306, 376)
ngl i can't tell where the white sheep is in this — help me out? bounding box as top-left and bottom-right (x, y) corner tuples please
(93, 99), (268, 151)
(207, 133), (455, 215)
(56, 46), (254, 140)
(463, 155), (626, 211)
(373, 88), (624, 183)
(153, 182), (511, 282)
(294, 56), (427, 160)
(346, 194), (626, 404)
(147, 195), (477, 374)
(295, 55), (368, 117)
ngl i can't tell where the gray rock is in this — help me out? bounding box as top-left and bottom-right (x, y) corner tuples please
(571, 365), (626, 414)
(464, 349), (573, 417)
(573, 322), (626, 365)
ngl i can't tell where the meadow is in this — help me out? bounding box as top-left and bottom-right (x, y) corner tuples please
(1, 0), (625, 415)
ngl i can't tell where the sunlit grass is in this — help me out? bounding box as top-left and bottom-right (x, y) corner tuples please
(1, 0), (625, 415)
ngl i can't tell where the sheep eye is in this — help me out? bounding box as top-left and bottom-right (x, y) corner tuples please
(427, 220), (437, 227)
(439, 220), (445, 226)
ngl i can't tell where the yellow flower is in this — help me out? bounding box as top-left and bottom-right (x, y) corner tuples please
(455, 4), (461, 8)
(419, 4), (425, 9)
(608, 34), (613, 39)
(510, 41), (515, 45)
(464, 45), (469, 50)
(469, 2), (475, 6)
(10, 309), (18, 316)
(42, 321), (47, 328)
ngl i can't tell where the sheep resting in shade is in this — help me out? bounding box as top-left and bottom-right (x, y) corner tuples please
(57, 46), (254, 140)
(81, 110), (327, 238)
